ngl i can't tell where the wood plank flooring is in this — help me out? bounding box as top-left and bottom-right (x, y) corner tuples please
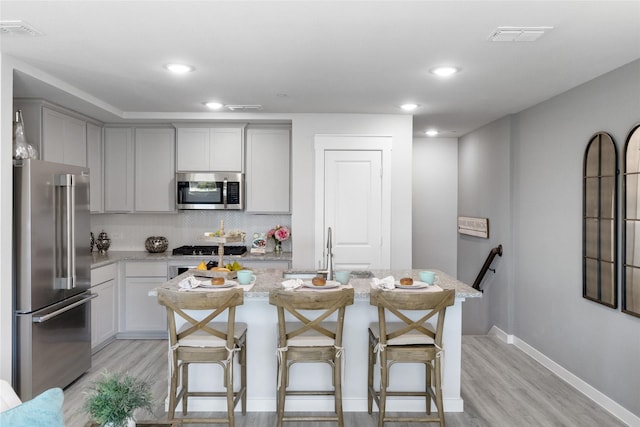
(62, 336), (627, 427)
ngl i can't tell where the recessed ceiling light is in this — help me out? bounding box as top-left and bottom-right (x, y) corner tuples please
(400, 103), (419, 111)
(430, 66), (459, 77)
(425, 129), (439, 137)
(164, 63), (194, 74)
(204, 102), (223, 110)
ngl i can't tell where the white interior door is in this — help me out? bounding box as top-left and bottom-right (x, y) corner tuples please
(323, 150), (383, 270)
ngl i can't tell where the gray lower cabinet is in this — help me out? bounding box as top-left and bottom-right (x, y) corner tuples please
(91, 263), (118, 352)
(120, 261), (167, 338)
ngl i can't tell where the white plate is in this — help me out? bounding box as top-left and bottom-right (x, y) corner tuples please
(302, 280), (341, 289)
(394, 280), (430, 289)
(197, 279), (239, 289)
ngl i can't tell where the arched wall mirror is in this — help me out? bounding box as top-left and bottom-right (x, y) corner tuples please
(583, 132), (617, 308)
(623, 123), (640, 318)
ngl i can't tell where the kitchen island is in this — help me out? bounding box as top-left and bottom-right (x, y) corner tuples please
(154, 269), (481, 413)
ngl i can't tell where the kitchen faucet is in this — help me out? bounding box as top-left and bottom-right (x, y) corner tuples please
(318, 227), (334, 280)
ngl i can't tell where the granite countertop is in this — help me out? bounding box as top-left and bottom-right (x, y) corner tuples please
(158, 268), (482, 300)
(91, 250), (293, 268)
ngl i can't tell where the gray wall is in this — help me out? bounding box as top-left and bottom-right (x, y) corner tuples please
(458, 117), (512, 334)
(459, 59), (640, 415)
(412, 137), (458, 276)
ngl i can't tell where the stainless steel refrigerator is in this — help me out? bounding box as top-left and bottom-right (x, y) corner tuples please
(13, 159), (94, 400)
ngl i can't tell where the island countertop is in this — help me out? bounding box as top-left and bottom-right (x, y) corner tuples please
(158, 268), (482, 299)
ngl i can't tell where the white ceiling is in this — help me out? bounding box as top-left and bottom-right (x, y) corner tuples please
(2, 1), (639, 137)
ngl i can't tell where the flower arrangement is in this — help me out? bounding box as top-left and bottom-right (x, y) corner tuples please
(267, 225), (290, 253)
(83, 371), (153, 427)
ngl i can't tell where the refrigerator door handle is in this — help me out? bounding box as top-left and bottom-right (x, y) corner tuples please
(31, 293), (97, 323)
(54, 174), (76, 290)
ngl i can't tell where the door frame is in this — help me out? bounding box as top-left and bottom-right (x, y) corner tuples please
(314, 134), (392, 269)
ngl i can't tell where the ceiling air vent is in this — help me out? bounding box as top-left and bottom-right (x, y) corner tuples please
(0, 20), (43, 36)
(489, 26), (553, 42)
(225, 105), (263, 112)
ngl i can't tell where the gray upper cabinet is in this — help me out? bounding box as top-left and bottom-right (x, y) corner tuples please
(86, 122), (103, 213)
(134, 128), (176, 212)
(14, 99), (94, 168)
(246, 127), (291, 213)
(103, 126), (176, 213)
(42, 107), (87, 167)
(104, 127), (134, 212)
(176, 126), (244, 172)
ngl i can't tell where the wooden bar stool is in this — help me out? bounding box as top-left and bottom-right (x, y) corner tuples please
(269, 287), (354, 427)
(157, 288), (247, 426)
(368, 288), (455, 427)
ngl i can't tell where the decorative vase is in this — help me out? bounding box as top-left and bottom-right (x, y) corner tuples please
(274, 240), (283, 255)
(13, 110), (37, 160)
(144, 236), (168, 253)
(95, 230), (111, 254)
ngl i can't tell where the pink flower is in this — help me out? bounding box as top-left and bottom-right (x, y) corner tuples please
(267, 225), (290, 242)
(275, 227), (290, 241)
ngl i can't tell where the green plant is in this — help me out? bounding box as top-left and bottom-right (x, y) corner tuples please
(83, 371), (153, 427)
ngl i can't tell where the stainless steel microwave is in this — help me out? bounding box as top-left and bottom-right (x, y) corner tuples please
(176, 172), (244, 210)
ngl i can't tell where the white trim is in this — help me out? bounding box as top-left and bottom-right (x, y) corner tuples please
(489, 326), (640, 426)
(488, 325), (515, 344)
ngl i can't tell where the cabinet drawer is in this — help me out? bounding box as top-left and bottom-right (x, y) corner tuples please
(125, 261), (167, 277)
(91, 263), (118, 287)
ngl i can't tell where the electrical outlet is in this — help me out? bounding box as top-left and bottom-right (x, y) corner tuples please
(111, 232), (124, 240)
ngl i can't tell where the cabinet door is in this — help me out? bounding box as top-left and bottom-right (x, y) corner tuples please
(91, 279), (117, 349)
(135, 128), (176, 212)
(104, 128), (134, 212)
(124, 277), (167, 332)
(246, 128), (291, 213)
(87, 122), (103, 213)
(42, 107), (87, 167)
(176, 127), (210, 171)
(210, 127), (243, 171)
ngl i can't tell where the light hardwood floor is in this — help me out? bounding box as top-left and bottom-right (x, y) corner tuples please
(62, 336), (627, 427)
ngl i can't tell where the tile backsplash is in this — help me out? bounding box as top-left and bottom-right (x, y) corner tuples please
(91, 211), (292, 252)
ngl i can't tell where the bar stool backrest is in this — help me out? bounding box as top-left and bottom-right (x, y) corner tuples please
(269, 288), (355, 347)
(369, 288), (455, 348)
(158, 288), (244, 350)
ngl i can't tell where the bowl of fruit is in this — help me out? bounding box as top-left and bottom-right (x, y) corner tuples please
(191, 260), (244, 279)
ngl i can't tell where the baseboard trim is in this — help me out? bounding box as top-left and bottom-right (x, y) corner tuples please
(488, 326), (639, 427)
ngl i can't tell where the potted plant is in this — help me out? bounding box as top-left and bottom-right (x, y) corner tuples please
(83, 370), (153, 427)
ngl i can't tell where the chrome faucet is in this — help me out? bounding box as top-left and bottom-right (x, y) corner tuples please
(318, 227), (334, 280)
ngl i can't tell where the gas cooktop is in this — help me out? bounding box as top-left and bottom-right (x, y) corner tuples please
(172, 245), (247, 256)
